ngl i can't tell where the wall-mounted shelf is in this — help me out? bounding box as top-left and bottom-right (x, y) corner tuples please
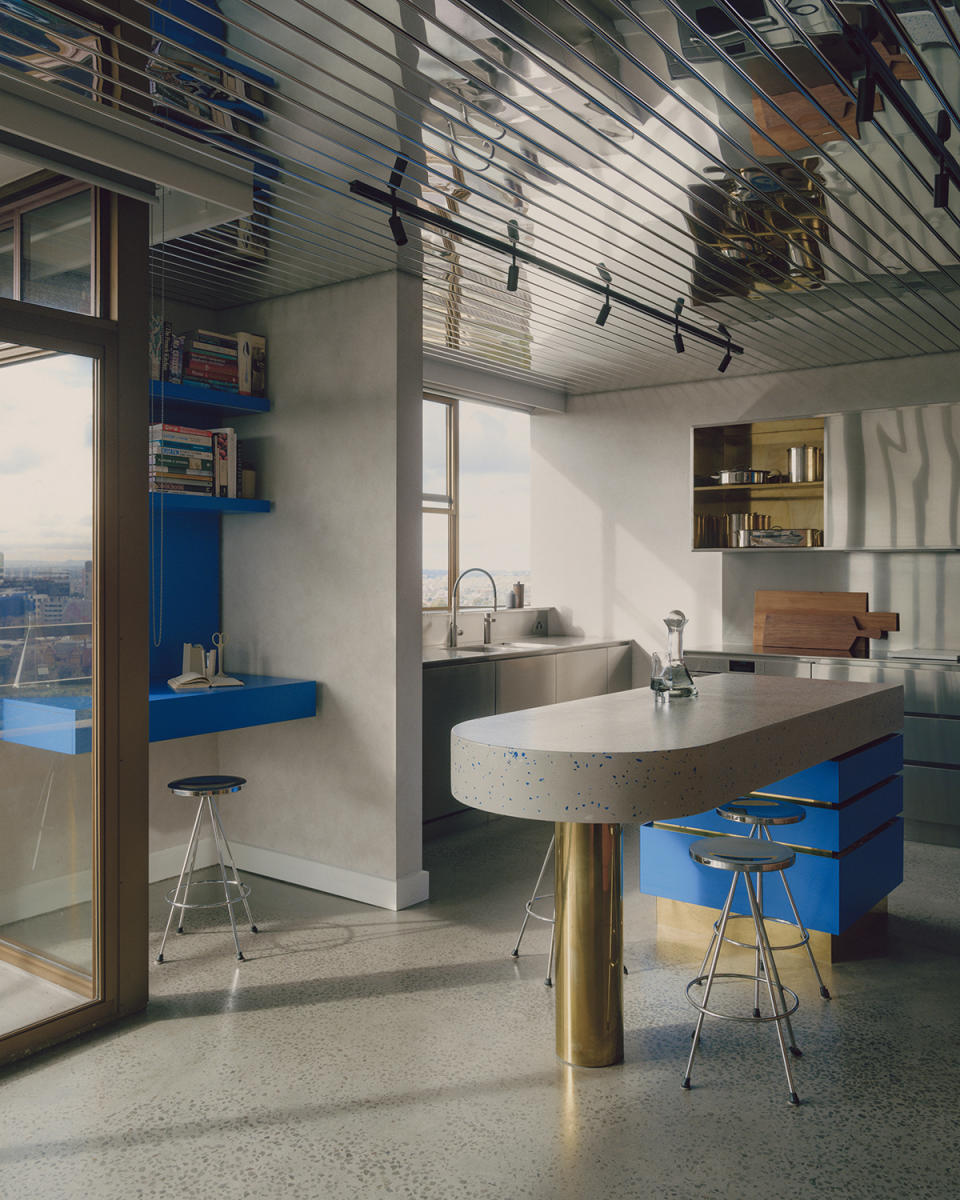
(149, 493), (270, 514)
(694, 482), (823, 499)
(0, 677), (318, 755)
(149, 380), (269, 420)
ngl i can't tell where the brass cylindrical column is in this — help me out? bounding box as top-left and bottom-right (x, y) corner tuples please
(554, 821), (623, 1067)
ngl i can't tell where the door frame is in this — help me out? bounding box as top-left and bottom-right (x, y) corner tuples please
(0, 192), (149, 1064)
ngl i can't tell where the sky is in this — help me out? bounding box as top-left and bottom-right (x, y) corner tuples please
(0, 353), (93, 563)
(423, 399), (531, 572)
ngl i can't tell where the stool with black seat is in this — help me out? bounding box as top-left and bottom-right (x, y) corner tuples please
(156, 775), (257, 963)
(682, 835), (804, 1106)
(709, 796), (830, 1008)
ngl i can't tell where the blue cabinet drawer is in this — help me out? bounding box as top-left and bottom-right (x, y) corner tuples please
(639, 818), (903, 936)
(754, 733), (902, 804)
(654, 774), (902, 854)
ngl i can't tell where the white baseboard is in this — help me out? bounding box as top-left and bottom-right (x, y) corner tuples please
(149, 838), (217, 885)
(2, 842), (430, 925)
(0, 869), (93, 927)
(232, 842), (430, 911)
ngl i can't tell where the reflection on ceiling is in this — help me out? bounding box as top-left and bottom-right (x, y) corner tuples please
(2, 0), (960, 391)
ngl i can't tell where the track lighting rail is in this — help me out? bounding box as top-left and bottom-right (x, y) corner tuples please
(349, 177), (744, 358)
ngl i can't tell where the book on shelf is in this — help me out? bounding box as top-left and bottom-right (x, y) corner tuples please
(149, 423), (213, 447)
(183, 361), (238, 384)
(184, 340), (237, 360)
(180, 329), (238, 350)
(167, 642), (243, 691)
(149, 449), (213, 466)
(149, 481), (214, 494)
(150, 465), (213, 479)
(210, 427), (237, 498)
(236, 331), (266, 395)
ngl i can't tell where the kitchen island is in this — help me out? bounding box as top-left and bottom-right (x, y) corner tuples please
(451, 673), (903, 1067)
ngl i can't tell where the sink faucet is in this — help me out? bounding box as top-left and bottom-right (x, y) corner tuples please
(450, 568), (498, 648)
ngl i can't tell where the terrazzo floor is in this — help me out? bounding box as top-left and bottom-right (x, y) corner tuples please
(1, 817), (957, 1200)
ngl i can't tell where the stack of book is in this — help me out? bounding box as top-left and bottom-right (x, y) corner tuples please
(182, 330), (239, 390)
(149, 424), (214, 495)
(150, 322), (267, 396)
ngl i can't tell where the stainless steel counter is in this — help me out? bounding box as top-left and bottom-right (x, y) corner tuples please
(423, 635), (631, 667)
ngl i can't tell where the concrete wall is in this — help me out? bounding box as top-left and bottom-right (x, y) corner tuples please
(532, 351), (960, 674)
(147, 272), (427, 910)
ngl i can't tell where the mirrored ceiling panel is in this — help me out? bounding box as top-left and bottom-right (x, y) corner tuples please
(1, 0), (959, 390)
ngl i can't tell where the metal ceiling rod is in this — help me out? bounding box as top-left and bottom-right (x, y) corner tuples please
(455, 0), (950, 355)
(348, 177), (744, 357)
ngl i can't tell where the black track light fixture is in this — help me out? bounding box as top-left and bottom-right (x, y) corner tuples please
(673, 298), (685, 354)
(717, 324), (733, 373)
(596, 262), (612, 327)
(506, 219), (519, 291)
(388, 155), (408, 247)
(349, 171), (746, 361)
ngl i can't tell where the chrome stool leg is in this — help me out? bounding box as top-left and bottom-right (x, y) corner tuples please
(757, 824), (831, 999)
(207, 796), (246, 961)
(178, 822), (202, 935)
(156, 800), (205, 964)
(683, 873), (738, 1090)
(209, 795), (258, 934)
(745, 873), (800, 1104)
(512, 835), (556, 986)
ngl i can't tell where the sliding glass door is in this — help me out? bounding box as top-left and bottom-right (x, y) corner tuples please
(0, 345), (99, 1037)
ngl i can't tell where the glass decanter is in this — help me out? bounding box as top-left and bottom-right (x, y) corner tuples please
(650, 610), (698, 699)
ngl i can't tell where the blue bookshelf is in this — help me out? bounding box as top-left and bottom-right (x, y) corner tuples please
(149, 380), (269, 421)
(150, 493), (270, 514)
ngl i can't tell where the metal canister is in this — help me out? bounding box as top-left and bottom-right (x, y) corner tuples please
(805, 445), (823, 481)
(788, 446), (807, 482)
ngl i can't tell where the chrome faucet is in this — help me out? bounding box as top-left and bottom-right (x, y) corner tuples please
(449, 568), (498, 648)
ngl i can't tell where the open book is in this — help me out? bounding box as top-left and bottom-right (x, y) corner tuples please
(167, 643), (244, 690)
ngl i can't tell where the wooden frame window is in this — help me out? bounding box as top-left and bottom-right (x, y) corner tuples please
(0, 182), (95, 315)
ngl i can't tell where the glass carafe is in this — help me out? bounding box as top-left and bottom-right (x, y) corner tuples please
(650, 610), (698, 699)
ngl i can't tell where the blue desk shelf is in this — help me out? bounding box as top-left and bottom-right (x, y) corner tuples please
(0, 677), (318, 755)
(149, 675), (318, 742)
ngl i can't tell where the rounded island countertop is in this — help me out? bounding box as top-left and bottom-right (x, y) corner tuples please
(450, 673), (903, 824)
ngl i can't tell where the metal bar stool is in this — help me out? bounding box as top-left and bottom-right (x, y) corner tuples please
(156, 775), (257, 963)
(511, 835), (557, 987)
(511, 834), (628, 989)
(682, 835), (803, 1106)
(708, 797), (830, 1011)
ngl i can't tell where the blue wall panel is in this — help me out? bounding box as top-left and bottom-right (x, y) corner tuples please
(149, 507), (221, 679)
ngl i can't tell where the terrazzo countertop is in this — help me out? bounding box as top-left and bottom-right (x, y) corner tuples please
(451, 673), (903, 824)
(423, 635), (630, 667)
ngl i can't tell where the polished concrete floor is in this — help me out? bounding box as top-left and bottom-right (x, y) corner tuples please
(1, 816), (958, 1200)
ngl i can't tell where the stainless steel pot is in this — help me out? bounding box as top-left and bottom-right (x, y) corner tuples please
(714, 468), (772, 484)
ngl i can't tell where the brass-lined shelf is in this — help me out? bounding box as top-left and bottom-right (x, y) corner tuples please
(694, 482), (823, 499)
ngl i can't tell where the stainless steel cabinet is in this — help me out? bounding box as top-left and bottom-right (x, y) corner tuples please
(422, 662), (495, 822)
(496, 654), (556, 713)
(607, 644), (633, 693)
(812, 661), (960, 846)
(556, 647), (608, 703)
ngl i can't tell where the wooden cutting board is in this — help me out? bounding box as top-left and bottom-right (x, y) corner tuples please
(762, 613), (861, 654)
(753, 591), (868, 647)
(754, 591), (899, 656)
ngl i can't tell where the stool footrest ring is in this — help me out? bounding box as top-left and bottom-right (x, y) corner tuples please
(164, 877), (251, 912)
(685, 973), (799, 1023)
(524, 893), (555, 925)
(713, 912), (811, 954)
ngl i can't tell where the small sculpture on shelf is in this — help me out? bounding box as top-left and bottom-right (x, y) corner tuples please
(650, 610), (698, 700)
